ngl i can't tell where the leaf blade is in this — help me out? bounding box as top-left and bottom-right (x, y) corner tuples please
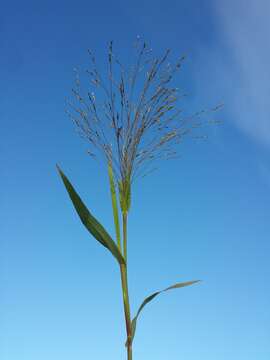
(108, 163), (122, 251)
(57, 164), (125, 265)
(128, 280), (201, 345)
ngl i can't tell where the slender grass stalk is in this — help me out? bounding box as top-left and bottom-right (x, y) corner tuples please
(108, 162), (132, 359)
(123, 212), (128, 262)
(58, 38), (222, 360)
(121, 212), (132, 360)
(120, 263), (132, 360)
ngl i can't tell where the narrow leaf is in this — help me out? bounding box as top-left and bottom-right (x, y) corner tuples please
(56, 164), (125, 265)
(128, 280), (201, 345)
(108, 163), (122, 251)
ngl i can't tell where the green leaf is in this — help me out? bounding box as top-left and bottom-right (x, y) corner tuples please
(56, 164), (125, 265)
(127, 280), (201, 345)
(108, 163), (122, 251)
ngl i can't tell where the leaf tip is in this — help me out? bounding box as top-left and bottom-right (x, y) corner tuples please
(56, 164), (64, 178)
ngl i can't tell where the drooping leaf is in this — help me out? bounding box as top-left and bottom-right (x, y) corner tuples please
(127, 280), (201, 345)
(108, 163), (122, 251)
(56, 164), (125, 265)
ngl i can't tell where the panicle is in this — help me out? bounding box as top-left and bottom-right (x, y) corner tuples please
(67, 39), (222, 184)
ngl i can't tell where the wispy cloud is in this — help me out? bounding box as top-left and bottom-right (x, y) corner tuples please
(213, 0), (270, 148)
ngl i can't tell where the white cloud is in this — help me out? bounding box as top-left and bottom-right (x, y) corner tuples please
(212, 0), (270, 148)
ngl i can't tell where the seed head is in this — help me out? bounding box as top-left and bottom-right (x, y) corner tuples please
(67, 39), (222, 185)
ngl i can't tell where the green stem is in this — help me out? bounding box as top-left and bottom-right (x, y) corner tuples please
(107, 166), (132, 359)
(121, 211), (132, 360)
(120, 263), (132, 360)
(123, 212), (128, 262)
(127, 343), (132, 360)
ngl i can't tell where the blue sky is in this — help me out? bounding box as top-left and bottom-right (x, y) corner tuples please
(1, 0), (270, 359)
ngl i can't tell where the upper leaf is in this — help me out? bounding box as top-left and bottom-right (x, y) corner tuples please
(128, 280), (201, 345)
(108, 163), (122, 251)
(57, 165), (125, 265)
